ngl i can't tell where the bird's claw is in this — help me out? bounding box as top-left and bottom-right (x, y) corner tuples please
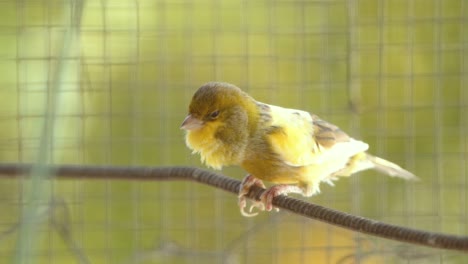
(249, 199), (265, 212)
(238, 177), (301, 216)
(246, 184), (305, 215)
(256, 189), (280, 212)
(238, 175), (267, 217)
(238, 176), (285, 216)
(239, 196), (259, 217)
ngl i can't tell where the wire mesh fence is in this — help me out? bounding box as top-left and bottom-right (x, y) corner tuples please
(0, 0), (467, 263)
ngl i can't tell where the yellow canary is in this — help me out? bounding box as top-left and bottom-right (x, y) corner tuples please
(181, 82), (417, 217)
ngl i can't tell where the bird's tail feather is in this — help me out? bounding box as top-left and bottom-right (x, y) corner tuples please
(365, 153), (418, 181)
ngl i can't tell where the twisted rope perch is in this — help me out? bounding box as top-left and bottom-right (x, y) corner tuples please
(1, 164), (467, 252)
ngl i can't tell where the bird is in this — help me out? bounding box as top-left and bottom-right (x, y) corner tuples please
(181, 82), (418, 217)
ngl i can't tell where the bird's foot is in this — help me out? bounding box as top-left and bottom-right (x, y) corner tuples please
(238, 175), (266, 217)
(254, 184), (304, 212)
(239, 180), (306, 216)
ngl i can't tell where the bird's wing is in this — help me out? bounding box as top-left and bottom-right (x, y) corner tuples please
(265, 105), (369, 167)
(311, 115), (350, 148)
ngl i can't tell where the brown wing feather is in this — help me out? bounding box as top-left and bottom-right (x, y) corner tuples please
(311, 115), (350, 149)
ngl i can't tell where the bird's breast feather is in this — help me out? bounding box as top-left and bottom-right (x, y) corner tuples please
(185, 121), (243, 170)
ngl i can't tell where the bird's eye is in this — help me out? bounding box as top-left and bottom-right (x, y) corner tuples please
(210, 110), (220, 119)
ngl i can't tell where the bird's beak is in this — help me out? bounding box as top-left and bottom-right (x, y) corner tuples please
(180, 114), (204, 130)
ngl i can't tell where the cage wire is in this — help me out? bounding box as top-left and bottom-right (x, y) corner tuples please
(0, 0), (467, 263)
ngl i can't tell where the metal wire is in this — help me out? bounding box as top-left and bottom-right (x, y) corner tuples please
(1, 163), (467, 253)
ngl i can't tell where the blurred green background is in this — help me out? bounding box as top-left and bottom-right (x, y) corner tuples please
(0, 0), (467, 263)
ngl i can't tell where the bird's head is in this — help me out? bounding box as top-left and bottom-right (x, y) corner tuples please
(181, 82), (259, 169)
(181, 82), (256, 132)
